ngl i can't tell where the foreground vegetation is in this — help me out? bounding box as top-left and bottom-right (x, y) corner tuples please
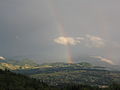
(0, 69), (56, 90)
(0, 69), (120, 90)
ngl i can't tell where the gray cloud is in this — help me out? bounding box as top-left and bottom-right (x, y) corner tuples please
(0, 0), (120, 64)
(85, 34), (105, 48)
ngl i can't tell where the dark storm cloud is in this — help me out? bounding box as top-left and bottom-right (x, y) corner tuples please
(0, 0), (120, 64)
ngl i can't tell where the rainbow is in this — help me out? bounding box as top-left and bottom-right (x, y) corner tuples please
(97, 10), (113, 61)
(47, 1), (114, 64)
(49, 0), (74, 64)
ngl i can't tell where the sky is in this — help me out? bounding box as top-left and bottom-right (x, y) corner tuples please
(0, 0), (120, 64)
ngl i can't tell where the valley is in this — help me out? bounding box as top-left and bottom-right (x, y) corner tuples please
(0, 58), (120, 86)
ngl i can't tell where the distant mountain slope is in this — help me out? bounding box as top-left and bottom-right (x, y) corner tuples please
(0, 59), (40, 70)
(0, 56), (119, 71)
(75, 56), (112, 66)
(74, 56), (120, 71)
(0, 58), (39, 66)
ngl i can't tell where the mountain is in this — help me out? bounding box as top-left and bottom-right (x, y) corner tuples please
(0, 58), (40, 70)
(0, 58), (39, 66)
(1, 55), (119, 70)
(74, 56), (120, 71)
(0, 57), (120, 86)
(0, 63), (20, 70)
(74, 56), (112, 66)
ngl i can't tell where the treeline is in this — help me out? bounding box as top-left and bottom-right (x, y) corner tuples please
(60, 83), (120, 90)
(0, 69), (120, 90)
(0, 69), (57, 90)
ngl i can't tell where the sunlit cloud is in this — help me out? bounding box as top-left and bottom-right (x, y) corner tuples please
(54, 36), (82, 45)
(92, 56), (114, 65)
(85, 34), (105, 48)
(0, 56), (6, 60)
(54, 34), (105, 48)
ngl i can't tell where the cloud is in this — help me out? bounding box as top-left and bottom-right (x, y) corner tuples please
(92, 56), (114, 65)
(110, 41), (120, 48)
(0, 56), (6, 60)
(85, 34), (105, 48)
(54, 34), (105, 48)
(54, 36), (82, 45)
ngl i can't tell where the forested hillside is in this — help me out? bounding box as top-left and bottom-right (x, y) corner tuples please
(0, 69), (56, 90)
(15, 62), (120, 86)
